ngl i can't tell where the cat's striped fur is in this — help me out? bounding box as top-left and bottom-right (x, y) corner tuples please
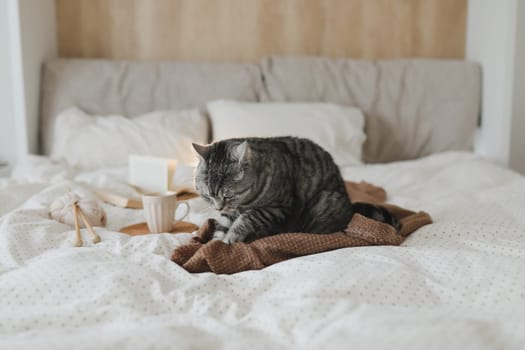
(193, 137), (399, 243)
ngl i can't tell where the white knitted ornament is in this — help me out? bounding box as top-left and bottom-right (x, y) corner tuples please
(49, 192), (106, 227)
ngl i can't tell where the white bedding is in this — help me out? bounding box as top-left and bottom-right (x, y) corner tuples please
(0, 152), (524, 350)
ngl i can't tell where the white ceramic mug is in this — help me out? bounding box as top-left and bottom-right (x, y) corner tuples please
(142, 192), (190, 233)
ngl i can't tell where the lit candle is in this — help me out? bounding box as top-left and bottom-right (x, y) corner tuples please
(128, 155), (177, 194)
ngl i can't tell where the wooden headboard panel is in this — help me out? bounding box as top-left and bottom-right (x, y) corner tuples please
(56, 0), (467, 62)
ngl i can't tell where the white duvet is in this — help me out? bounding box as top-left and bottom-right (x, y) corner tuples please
(0, 152), (524, 350)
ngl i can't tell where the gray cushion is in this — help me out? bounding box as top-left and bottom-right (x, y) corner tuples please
(260, 56), (481, 163)
(40, 59), (262, 154)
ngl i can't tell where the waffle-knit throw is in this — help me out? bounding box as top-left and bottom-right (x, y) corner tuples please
(171, 181), (432, 274)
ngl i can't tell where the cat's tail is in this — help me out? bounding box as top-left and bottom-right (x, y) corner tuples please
(351, 202), (401, 231)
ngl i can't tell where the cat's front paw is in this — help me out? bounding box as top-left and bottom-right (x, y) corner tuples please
(220, 233), (240, 244)
(211, 230), (226, 241)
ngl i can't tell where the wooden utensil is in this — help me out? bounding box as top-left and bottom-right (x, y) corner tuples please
(71, 201), (101, 246)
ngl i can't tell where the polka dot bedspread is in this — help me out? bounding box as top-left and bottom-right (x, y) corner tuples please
(0, 152), (524, 350)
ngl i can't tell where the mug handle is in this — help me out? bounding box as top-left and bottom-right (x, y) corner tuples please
(174, 201), (190, 222)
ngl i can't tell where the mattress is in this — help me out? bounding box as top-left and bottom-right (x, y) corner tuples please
(0, 152), (524, 349)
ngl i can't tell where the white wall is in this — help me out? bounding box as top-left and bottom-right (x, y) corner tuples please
(15, 0), (57, 153)
(467, 0), (525, 173)
(2, 1), (524, 173)
(467, 0), (516, 165)
(0, 0), (57, 170)
(509, 0), (525, 174)
(0, 1), (17, 168)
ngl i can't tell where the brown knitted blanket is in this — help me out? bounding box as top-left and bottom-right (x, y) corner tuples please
(171, 181), (432, 274)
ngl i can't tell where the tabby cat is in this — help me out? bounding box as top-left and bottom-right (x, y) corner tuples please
(193, 137), (399, 243)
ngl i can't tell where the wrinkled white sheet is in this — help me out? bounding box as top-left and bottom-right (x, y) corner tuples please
(0, 152), (524, 350)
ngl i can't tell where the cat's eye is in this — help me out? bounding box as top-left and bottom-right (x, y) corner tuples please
(223, 192), (234, 199)
(233, 171), (244, 181)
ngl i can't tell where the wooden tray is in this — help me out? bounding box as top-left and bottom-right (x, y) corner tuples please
(120, 221), (199, 236)
(176, 190), (200, 201)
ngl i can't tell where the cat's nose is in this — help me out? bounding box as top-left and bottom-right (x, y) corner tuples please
(213, 199), (224, 211)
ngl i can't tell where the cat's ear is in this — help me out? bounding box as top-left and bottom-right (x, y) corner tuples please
(232, 141), (250, 163)
(192, 143), (211, 160)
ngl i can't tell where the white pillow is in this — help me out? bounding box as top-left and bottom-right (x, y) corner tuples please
(51, 107), (208, 170)
(207, 100), (366, 166)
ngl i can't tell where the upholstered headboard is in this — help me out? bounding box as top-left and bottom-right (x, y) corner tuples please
(260, 56), (481, 162)
(40, 59), (262, 155)
(40, 57), (481, 163)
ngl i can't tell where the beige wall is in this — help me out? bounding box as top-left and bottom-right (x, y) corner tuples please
(56, 0), (467, 62)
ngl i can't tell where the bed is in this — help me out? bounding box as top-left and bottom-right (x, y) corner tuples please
(1, 57), (524, 350)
